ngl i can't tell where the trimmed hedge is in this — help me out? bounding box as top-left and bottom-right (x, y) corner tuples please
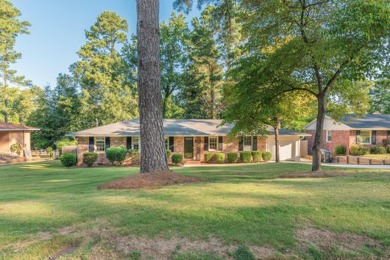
(215, 153), (225, 163)
(204, 153), (214, 162)
(83, 152), (98, 167)
(172, 154), (184, 164)
(252, 151), (262, 162)
(370, 146), (386, 154)
(106, 146), (128, 165)
(166, 149), (171, 158)
(60, 153), (77, 167)
(262, 151), (272, 162)
(335, 145), (346, 155)
(240, 151), (252, 163)
(227, 152), (238, 163)
(350, 145), (369, 156)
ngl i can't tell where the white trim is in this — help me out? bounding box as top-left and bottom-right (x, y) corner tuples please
(209, 136), (218, 151)
(95, 137), (105, 153)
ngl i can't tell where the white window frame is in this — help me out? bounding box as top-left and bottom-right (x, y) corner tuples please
(209, 137), (218, 151)
(165, 137), (170, 150)
(95, 137), (105, 152)
(326, 130), (332, 142)
(357, 130), (371, 144)
(132, 137), (140, 150)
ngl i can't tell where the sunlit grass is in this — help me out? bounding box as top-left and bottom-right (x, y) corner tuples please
(0, 161), (389, 258)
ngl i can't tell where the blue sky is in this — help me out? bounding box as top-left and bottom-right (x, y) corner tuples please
(10, 0), (199, 87)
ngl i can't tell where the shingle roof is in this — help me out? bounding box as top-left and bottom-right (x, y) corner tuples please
(0, 122), (40, 131)
(341, 114), (390, 129)
(69, 119), (308, 137)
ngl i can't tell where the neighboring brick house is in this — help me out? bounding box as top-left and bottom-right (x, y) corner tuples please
(0, 122), (39, 157)
(305, 114), (390, 156)
(69, 119), (309, 165)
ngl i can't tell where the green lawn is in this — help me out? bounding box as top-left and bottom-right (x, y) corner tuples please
(0, 161), (389, 259)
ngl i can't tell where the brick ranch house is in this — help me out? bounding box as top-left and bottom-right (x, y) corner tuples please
(69, 119), (309, 165)
(0, 122), (39, 156)
(305, 114), (390, 156)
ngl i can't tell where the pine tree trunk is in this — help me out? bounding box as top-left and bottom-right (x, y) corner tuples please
(137, 0), (169, 173)
(274, 118), (281, 163)
(312, 94), (326, 171)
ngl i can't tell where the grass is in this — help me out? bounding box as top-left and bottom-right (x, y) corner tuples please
(363, 153), (390, 160)
(0, 161), (389, 259)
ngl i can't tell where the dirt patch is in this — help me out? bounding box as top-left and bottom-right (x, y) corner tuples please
(58, 226), (75, 235)
(296, 226), (385, 255)
(37, 231), (52, 240)
(97, 171), (203, 190)
(280, 170), (349, 178)
(113, 235), (276, 259)
(48, 245), (78, 260)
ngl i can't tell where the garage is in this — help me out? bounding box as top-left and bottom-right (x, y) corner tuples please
(266, 136), (303, 161)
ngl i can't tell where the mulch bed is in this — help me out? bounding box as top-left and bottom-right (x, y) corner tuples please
(280, 170), (350, 178)
(98, 170), (203, 190)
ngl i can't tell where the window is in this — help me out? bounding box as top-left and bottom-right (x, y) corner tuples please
(326, 131), (332, 142)
(95, 137), (105, 152)
(133, 137), (140, 150)
(357, 130), (370, 144)
(209, 137), (217, 150)
(243, 136), (252, 151)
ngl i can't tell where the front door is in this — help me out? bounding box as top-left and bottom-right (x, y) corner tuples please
(184, 137), (194, 159)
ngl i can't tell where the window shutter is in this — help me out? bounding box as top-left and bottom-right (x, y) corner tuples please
(89, 137), (94, 152)
(252, 136), (258, 151)
(356, 130), (360, 144)
(371, 131), (377, 145)
(204, 137), (209, 151)
(218, 136), (223, 151)
(388, 131), (390, 140)
(126, 137), (132, 150)
(105, 137), (110, 149)
(239, 137), (243, 151)
(169, 137), (175, 152)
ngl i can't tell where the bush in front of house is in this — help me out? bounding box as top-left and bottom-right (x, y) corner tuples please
(10, 143), (22, 156)
(370, 146), (386, 154)
(60, 153), (77, 167)
(388, 147), (390, 153)
(83, 152), (98, 167)
(240, 151), (252, 163)
(46, 147), (54, 158)
(262, 151), (272, 162)
(106, 146), (128, 165)
(215, 153), (225, 163)
(252, 151), (262, 162)
(172, 154), (184, 164)
(335, 145), (346, 155)
(204, 153), (214, 162)
(350, 145), (369, 156)
(227, 152), (238, 163)
(55, 138), (77, 153)
(166, 149), (171, 159)
(128, 149), (140, 165)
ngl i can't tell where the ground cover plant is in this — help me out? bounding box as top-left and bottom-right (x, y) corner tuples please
(0, 161), (389, 259)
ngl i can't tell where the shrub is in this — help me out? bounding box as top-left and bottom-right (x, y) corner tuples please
(10, 143), (22, 155)
(227, 152), (238, 163)
(232, 245), (255, 260)
(128, 149), (140, 165)
(83, 152), (98, 167)
(335, 145), (346, 155)
(350, 145), (369, 156)
(215, 153), (225, 163)
(204, 153), (214, 162)
(262, 151), (272, 162)
(240, 151), (252, 163)
(251, 151), (262, 162)
(172, 154), (184, 164)
(166, 149), (171, 158)
(370, 146), (386, 154)
(382, 139), (389, 147)
(60, 153), (77, 167)
(388, 147), (390, 153)
(46, 147), (54, 158)
(106, 146), (128, 165)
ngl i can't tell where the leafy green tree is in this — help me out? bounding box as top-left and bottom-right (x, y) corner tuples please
(73, 11), (138, 129)
(238, 0), (389, 171)
(369, 80), (390, 114)
(0, 0), (30, 122)
(160, 12), (188, 118)
(180, 7), (224, 119)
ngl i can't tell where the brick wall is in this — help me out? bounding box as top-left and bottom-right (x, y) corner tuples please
(305, 130), (351, 156)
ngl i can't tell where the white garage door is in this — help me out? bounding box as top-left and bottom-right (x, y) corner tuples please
(267, 138), (299, 161)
